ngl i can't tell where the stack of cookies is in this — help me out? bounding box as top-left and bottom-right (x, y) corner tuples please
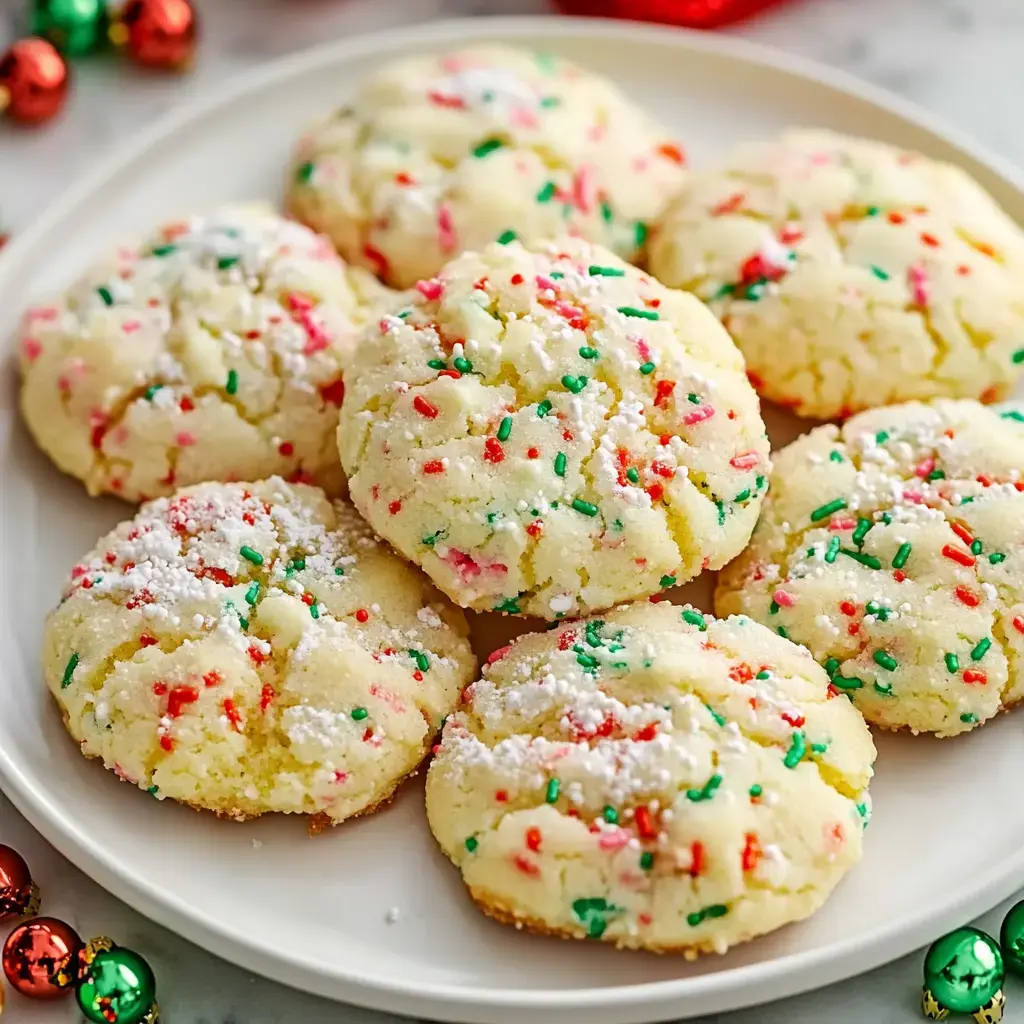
(20, 44), (1024, 959)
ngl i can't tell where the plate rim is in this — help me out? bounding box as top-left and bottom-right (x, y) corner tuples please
(4, 14), (1024, 1023)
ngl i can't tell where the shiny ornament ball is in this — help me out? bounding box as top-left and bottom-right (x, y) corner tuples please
(1, 917), (82, 999)
(0, 37), (70, 124)
(923, 926), (1004, 1015)
(111, 0), (197, 71)
(75, 945), (157, 1024)
(1000, 900), (1024, 976)
(0, 844), (39, 921)
(32, 0), (108, 56)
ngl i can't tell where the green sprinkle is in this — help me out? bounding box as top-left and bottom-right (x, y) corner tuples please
(681, 610), (706, 631)
(970, 539), (983, 555)
(810, 742), (828, 754)
(866, 206), (880, 216)
(660, 575), (676, 588)
(217, 255), (240, 270)
(875, 431), (889, 444)
(865, 601), (890, 621)
(151, 243), (176, 257)
(810, 497), (847, 522)
(749, 784), (763, 799)
(832, 675), (865, 690)
(96, 286), (114, 306)
(147, 785), (159, 796)
(1000, 410), (1024, 423)
(411, 650), (430, 672)
(496, 416), (513, 442)
(239, 545), (263, 566)
(873, 650), (898, 671)
(572, 897), (621, 939)
(539, 95), (560, 108)
(549, 272), (564, 279)
(777, 626), (789, 638)
(688, 904), (728, 927)
(422, 529), (446, 548)
(453, 356), (473, 373)
(494, 596), (521, 614)
(427, 358), (447, 370)
(579, 346), (599, 360)
(561, 374), (587, 394)
(535, 182), (557, 205)
(617, 305), (659, 320)
(686, 773), (722, 802)
(971, 637), (992, 661)
(295, 161), (315, 183)
(545, 778), (560, 803)
(612, 519), (623, 531)
(575, 651), (598, 671)
(351, 707), (368, 721)
(588, 265), (625, 277)
(1013, 349), (1024, 364)
(989, 552), (1007, 564)
(829, 450), (844, 463)
(869, 265), (890, 281)
(769, 600), (779, 615)
(734, 489), (751, 503)
(927, 469), (945, 481)
(705, 705), (726, 728)
(944, 653), (959, 674)
(225, 369), (239, 395)
(289, 557), (306, 573)
(472, 137), (504, 158)
(960, 713), (979, 724)
(881, 512), (894, 524)
(824, 535), (841, 563)
(852, 518), (873, 546)
(537, 399), (553, 418)
(634, 221), (648, 248)
(571, 498), (599, 517)
(783, 731), (807, 769)
(143, 384), (164, 401)
(712, 282), (736, 300)
(464, 835), (479, 852)
(61, 652), (80, 689)
(873, 682), (893, 696)
(715, 500), (726, 526)
(893, 542), (912, 569)
(244, 581), (260, 605)
(309, 603), (320, 620)
(638, 361), (656, 375)
(626, 467), (639, 484)
(600, 201), (614, 223)
(840, 549), (882, 570)
(496, 229), (518, 245)
(603, 805), (619, 824)
(756, 474), (766, 491)
(823, 657), (840, 676)
(640, 851), (654, 871)
(744, 281), (767, 302)
(755, 670), (771, 680)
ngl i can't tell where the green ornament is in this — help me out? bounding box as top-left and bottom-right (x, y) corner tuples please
(1000, 900), (1024, 976)
(75, 945), (158, 1024)
(32, 0), (108, 57)
(922, 926), (1005, 1022)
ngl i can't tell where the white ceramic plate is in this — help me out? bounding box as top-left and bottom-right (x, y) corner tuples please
(3, 16), (1024, 1024)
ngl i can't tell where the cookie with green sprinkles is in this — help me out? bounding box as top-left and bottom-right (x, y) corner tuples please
(338, 238), (770, 618)
(716, 398), (1024, 736)
(19, 204), (397, 502)
(286, 44), (686, 288)
(44, 478), (475, 824)
(648, 129), (1024, 419)
(426, 600), (874, 954)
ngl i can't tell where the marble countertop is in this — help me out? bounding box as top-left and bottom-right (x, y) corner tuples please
(4, 0), (1024, 1021)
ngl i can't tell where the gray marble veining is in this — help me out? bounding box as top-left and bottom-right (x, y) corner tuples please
(3, 1), (1024, 1021)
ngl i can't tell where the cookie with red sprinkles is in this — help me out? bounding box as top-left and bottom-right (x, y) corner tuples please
(19, 204), (395, 501)
(648, 129), (1024, 419)
(425, 601), (874, 954)
(287, 44), (686, 288)
(716, 399), (1024, 736)
(44, 478), (475, 823)
(337, 238), (770, 619)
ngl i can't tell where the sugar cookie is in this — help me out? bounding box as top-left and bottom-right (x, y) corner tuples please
(45, 478), (476, 823)
(716, 399), (1024, 736)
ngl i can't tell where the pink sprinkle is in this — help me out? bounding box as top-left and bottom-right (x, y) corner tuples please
(587, 123), (607, 143)
(773, 589), (797, 608)
(902, 489), (924, 504)
(828, 517), (858, 532)
(809, 151), (833, 166)
(26, 306), (58, 322)
(683, 405), (715, 426)
(22, 337), (42, 362)
(631, 156), (650, 173)
(729, 452), (760, 470)
(632, 335), (652, 363)
(778, 223), (804, 244)
(915, 456), (936, 479)
(437, 203), (457, 254)
(298, 311), (331, 355)
(439, 53), (466, 73)
(287, 292), (314, 313)
(176, 431), (197, 447)
(444, 549), (482, 580)
(598, 829), (631, 851)
(908, 263), (931, 306)
(487, 645), (512, 665)
(535, 274), (559, 292)
(122, 320), (142, 334)
(510, 105), (538, 128)
(369, 683), (407, 714)
(572, 164), (597, 214)
(334, 771), (349, 784)
(415, 278), (444, 300)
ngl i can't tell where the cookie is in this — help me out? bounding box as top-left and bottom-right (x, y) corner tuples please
(19, 204), (394, 501)
(716, 399), (1024, 737)
(44, 478), (476, 823)
(425, 601), (874, 955)
(287, 44), (686, 288)
(337, 238), (770, 619)
(648, 129), (1024, 419)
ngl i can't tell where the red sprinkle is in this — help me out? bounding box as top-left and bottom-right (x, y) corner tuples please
(527, 446), (540, 459)
(159, 735), (174, 753)
(526, 827), (542, 852)
(920, 231), (940, 248)
(647, 483), (664, 502)
(513, 853), (540, 877)
(712, 192), (745, 216)
(1013, 616), (1024, 635)
(423, 460), (445, 474)
(319, 379), (345, 407)
(741, 833), (761, 872)
(963, 669), (988, 685)
(689, 841), (705, 877)
(525, 522), (543, 537)
(839, 601), (857, 616)
(388, 500), (402, 515)
(248, 643), (268, 665)
(781, 711), (805, 728)
(203, 671), (222, 688)
(355, 608), (370, 623)
(729, 663), (753, 684)
(659, 434), (672, 446)
(223, 698), (243, 732)
(893, 569), (907, 583)
(151, 682), (167, 696)
(634, 806), (657, 839)
(487, 645), (512, 665)
(888, 212), (906, 225)
(260, 684), (276, 712)
(633, 722), (658, 742)
(495, 789), (508, 803)
(483, 437), (505, 464)
(139, 634), (158, 647)
(510, 273), (524, 285)
(653, 380), (676, 408)
(942, 544), (976, 567)
(413, 395), (439, 419)
(954, 585), (981, 607)
(166, 685), (200, 718)
(951, 523), (975, 547)
(657, 142), (686, 165)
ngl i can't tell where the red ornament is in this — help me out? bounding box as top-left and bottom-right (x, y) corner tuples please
(2, 917), (82, 999)
(0, 37), (70, 125)
(554, 0), (789, 29)
(0, 844), (40, 921)
(111, 0), (198, 71)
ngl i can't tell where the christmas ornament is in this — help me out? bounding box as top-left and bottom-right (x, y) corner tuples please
(922, 927), (1005, 1022)
(75, 940), (159, 1024)
(32, 0), (108, 57)
(554, 0), (791, 29)
(109, 0), (198, 71)
(0, 844), (40, 921)
(1, 916), (82, 999)
(1000, 900), (1024, 977)
(0, 37), (70, 124)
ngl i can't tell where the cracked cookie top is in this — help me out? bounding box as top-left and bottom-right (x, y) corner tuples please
(716, 399), (1024, 736)
(648, 129), (1024, 419)
(286, 44), (687, 288)
(45, 478), (476, 823)
(425, 601), (873, 953)
(19, 204), (393, 501)
(337, 238), (770, 619)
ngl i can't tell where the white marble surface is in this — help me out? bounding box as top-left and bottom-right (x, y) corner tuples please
(3, 0), (1024, 1021)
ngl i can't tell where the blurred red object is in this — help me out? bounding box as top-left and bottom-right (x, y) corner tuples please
(554, 0), (791, 29)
